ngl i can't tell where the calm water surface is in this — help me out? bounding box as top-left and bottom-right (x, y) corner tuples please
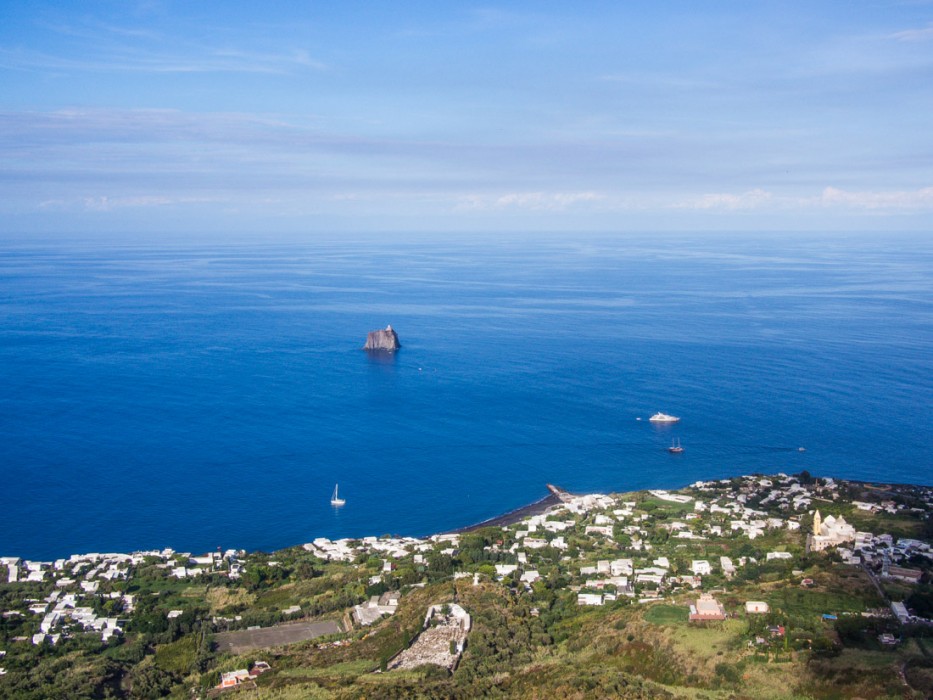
(1, 232), (931, 559)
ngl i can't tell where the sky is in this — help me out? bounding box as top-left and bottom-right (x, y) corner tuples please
(1, 1), (932, 236)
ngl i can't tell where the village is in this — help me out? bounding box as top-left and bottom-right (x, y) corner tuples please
(2, 472), (933, 697)
(314, 473), (933, 633)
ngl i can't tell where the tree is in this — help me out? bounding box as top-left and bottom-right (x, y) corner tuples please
(127, 664), (179, 699)
(295, 559), (318, 579)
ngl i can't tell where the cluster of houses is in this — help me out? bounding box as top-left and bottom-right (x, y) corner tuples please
(293, 476), (930, 625)
(3, 472), (931, 675)
(567, 476), (932, 628)
(1, 552), (150, 645)
(304, 535), (432, 563)
(167, 549), (244, 579)
(30, 590), (130, 645)
(0, 548), (249, 646)
(1, 552), (136, 585)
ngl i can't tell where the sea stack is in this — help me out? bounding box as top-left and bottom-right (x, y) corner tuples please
(363, 324), (401, 352)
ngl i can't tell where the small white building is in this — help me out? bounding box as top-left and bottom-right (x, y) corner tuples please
(577, 593), (604, 606)
(585, 526), (613, 537)
(891, 601), (911, 624)
(691, 560), (712, 576)
(518, 569), (540, 585)
(745, 601), (770, 614)
(219, 670), (251, 688)
(611, 559), (634, 576)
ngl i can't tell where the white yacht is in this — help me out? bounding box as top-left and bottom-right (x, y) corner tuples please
(649, 412), (680, 423)
(330, 484), (346, 506)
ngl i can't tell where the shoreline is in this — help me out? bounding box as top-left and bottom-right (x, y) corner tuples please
(4, 475), (927, 562)
(446, 491), (565, 534)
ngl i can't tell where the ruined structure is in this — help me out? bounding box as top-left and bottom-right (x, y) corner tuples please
(388, 604), (471, 672)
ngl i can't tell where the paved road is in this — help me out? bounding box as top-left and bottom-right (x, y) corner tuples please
(213, 620), (342, 654)
(861, 564), (889, 603)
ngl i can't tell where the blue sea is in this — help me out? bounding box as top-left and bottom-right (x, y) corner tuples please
(2, 231), (932, 561)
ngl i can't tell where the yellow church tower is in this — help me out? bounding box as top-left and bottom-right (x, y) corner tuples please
(813, 510), (822, 536)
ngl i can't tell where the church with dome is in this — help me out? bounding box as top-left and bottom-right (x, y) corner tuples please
(809, 510), (857, 551)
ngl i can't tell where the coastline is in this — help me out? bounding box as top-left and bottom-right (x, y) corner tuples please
(5, 476), (928, 561)
(447, 491), (565, 534)
(0, 473), (929, 561)
(5, 235), (931, 567)
(8, 473), (933, 698)
(0, 489), (569, 561)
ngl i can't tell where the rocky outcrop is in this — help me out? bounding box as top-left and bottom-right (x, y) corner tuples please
(363, 325), (401, 352)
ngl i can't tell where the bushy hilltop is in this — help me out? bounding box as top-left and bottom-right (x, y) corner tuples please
(3, 473), (933, 699)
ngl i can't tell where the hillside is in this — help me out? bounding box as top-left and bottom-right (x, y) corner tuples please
(2, 473), (933, 699)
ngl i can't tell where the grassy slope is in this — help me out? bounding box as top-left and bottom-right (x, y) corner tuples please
(7, 482), (933, 699)
(234, 570), (932, 700)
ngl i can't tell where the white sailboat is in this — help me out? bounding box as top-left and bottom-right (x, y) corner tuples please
(330, 483), (346, 506)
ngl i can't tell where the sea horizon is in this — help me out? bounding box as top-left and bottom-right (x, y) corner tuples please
(2, 231), (931, 561)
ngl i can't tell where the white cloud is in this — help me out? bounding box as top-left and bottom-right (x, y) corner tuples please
(889, 24), (933, 42)
(818, 186), (933, 210)
(0, 44), (325, 75)
(672, 189), (774, 210)
(83, 196), (173, 211)
(458, 191), (603, 211)
(38, 195), (215, 212)
(669, 186), (933, 212)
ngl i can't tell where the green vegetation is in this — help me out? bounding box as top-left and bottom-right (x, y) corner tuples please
(2, 474), (933, 698)
(644, 604), (688, 625)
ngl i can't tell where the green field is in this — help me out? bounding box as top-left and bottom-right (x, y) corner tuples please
(644, 604), (689, 625)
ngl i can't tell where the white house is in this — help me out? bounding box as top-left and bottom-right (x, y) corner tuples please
(577, 593), (604, 606)
(611, 559), (634, 576)
(891, 601), (911, 624)
(520, 570), (541, 584)
(691, 560), (712, 576)
(745, 601), (770, 614)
